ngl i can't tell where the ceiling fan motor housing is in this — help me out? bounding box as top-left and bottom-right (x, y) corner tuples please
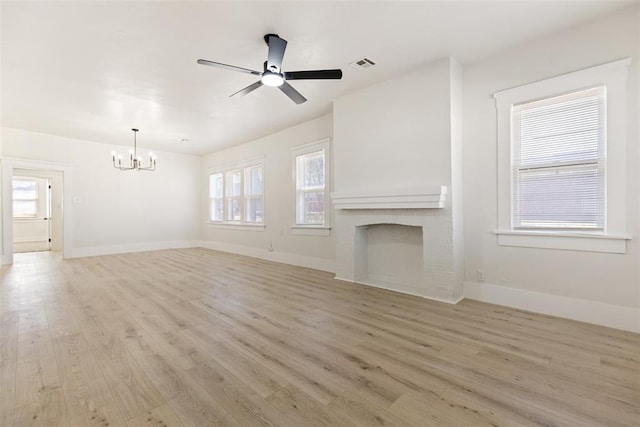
(264, 33), (279, 45)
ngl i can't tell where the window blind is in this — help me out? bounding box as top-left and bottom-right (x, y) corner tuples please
(512, 85), (605, 230)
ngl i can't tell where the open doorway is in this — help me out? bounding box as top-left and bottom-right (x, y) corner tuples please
(12, 170), (64, 254)
(1, 158), (72, 265)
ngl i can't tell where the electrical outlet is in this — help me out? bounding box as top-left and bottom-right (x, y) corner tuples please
(477, 269), (485, 282)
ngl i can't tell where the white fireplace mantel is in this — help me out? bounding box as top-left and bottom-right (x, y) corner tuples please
(331, 186), (447, 209)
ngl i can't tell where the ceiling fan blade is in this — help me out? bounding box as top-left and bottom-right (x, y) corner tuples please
(197, 59), (261, 76)
(279, 81), (307, 104)
(266, 35), (287, 72)
(284, 69), (343, 80)
(230, 80), (263, 98)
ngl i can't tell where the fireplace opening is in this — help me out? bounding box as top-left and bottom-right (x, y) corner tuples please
(354, 223), (423, 294)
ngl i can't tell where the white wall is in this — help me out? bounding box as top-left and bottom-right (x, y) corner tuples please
(462, 6), (640, 330)
(333, 58), (453, 194)
(200, 114), (335, 272)
(1, 127), (201, 257)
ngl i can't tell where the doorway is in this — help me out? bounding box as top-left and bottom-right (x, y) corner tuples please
(12, 170), (63, 253)
(1, 158), (73, 265)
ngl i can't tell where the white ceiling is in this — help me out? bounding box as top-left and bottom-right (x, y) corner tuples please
(1, 1), (632, 155)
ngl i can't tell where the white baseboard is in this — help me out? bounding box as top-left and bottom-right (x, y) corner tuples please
(196, 240), (335, 273)
(334, 276), (464, 304)
(464, 280), (640, 333)
(71, 240), (198, 258)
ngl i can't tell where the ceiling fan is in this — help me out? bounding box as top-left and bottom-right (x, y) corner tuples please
(197, 34), (342, 105)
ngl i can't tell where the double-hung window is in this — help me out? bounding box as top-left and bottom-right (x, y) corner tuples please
(208, 158), (264, 226)
(296, 150), (325, 225)
(12, 179), (38, 218)
(495, 58), (630, 253)
(292, 138), (331, 233)
(512, 86), (605, 231)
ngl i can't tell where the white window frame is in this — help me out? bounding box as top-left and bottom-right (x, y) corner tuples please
(494, 58), (631, 253)
(207, 156), (265, 230)
(291, 138), (331, 236)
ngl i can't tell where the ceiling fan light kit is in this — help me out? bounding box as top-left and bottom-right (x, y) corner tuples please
(197, 33), (343, 104)
(261, 71), (284, 87)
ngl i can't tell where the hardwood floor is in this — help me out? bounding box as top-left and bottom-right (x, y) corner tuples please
(1, 248), (638, 426)
(13, 241), (50, 254)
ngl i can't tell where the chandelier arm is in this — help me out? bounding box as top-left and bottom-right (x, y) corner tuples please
(133, 128), (139, 158)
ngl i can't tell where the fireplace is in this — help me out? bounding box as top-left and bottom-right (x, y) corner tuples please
(355, 224), (423, 295)
(332, 187), (463, 303)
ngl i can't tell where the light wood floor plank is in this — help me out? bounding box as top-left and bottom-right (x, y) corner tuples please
(13, 388), (68, 427)
(0, 357), (17, 426)
(1, 310), (20, 362)
(82, 324), (167, 421)
(1, 248), (638, 427)
(14, 357), (61, 408)
(126, 404), (185, 427)
(51, 333), (116, 422)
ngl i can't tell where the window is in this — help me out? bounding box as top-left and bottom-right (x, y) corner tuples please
(244, 165), (263, 223)
(512, 86), (605, 230)
(226, 170), (242, 222)
(208, 158), (264, 226)
(292, 138), (331, 233)
(296, 151), (325, 225)
(13, 179), (38, 218)
(209, 173), (224, 221)
(494, 58), (631, 253)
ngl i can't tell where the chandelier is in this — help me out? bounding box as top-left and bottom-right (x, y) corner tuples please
(111, 128), (157, 171)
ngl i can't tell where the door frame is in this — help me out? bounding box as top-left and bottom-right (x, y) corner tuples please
(1, 157), (73, 264)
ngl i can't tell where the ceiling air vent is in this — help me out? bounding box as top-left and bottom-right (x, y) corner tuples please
(349, 57), (376, 70)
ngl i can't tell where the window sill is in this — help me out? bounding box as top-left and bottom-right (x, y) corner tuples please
(291, 225), (331, 236)
(207, 222), (265, 231)
(495, 230), (630, 254)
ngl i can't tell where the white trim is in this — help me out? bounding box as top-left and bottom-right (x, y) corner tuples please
(206, 223), (266, 231)
(495, 230), (630, 254)
(290, 137), (331, 154)
(334, 276), (463, 304)
(332, 186), (447, 210)
(464, 280), (640, 333)
(197, 240), (335, 273)
(1, 157), (73, 264)
(494, 58), (631, 250)
(493, 58), (631, 99)
(71, 240), (197, 258)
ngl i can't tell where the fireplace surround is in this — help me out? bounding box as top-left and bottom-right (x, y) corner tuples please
(332, 187), (463, 303)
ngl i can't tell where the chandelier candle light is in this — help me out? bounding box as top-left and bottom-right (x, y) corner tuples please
(111, 128), (157, 171)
